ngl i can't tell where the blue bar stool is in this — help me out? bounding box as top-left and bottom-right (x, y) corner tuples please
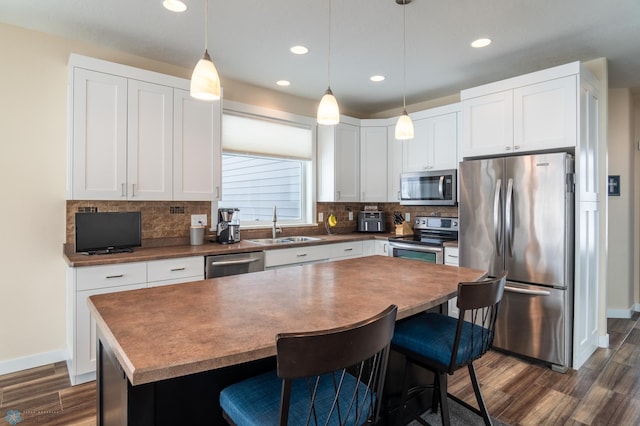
(391, 272), (507, 426)
(220, 305), (398, 426)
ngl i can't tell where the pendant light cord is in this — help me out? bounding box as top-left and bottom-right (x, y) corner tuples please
(327, 0), (332, 87)
(402, 0), (407, 110)
(204, 0), (209, 51)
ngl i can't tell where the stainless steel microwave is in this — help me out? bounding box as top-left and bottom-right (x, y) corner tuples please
(399, 169), (457, 206)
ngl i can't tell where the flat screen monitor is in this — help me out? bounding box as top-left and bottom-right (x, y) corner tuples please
(75, 212), (142, 254)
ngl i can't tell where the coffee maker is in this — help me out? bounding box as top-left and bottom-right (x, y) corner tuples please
(216, 208), (240, 244)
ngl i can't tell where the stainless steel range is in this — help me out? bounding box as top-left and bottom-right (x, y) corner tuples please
(387, 216), (458, 264)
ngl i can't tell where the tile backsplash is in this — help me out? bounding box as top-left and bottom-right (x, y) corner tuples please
(66, 200), (458, 246)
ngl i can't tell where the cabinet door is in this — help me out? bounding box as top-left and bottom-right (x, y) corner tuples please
(429, 113), (458, 170)
(514, 75), (577, 152)
(461, 90), (513, 158)
(387, 126), (403, 202)
(127, 80), (173, 200)
(402, 120), (429, 172)
(76, 283), (146, 375)
(173, 89), (222, 201)
(72, 68), (127, 200)
(335, 123), (360, 202)
(360, 127), (387, 202)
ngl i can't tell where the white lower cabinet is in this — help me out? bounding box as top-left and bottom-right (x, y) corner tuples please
(265, 245), (331, 269)
(329, 241), (363, 260)
(67, 256), (204, 384)
(444, 246), (460, 318)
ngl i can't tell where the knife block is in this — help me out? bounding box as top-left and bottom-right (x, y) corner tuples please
(395, 222), (413, 236)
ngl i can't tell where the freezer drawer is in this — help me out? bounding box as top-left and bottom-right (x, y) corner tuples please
(493, 281), (570, 369)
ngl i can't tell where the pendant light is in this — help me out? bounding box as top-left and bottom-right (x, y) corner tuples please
(317, 0), (340, 125)
(395, 0), (414, 140)
(190, 0), (221, 100)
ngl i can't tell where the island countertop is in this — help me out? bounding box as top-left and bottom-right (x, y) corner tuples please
(88, 256), (485, 386)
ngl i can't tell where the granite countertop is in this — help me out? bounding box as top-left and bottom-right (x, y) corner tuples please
(88, 256), (485, 385)
(63, 232), (396, 267)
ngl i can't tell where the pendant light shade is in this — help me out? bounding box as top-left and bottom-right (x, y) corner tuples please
(317, 87), (340, 125)
(317, 0), (339, 125)
(190, 50), (221, 100)
(395, 0), (414, 140)
(190, 0), (221, 101)
(395, 110), (415, 140)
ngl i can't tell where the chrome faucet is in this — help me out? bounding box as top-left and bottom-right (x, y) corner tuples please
(272, 205), (282, 239)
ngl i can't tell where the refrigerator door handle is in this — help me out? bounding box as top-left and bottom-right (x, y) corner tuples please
(505, 178), (514, 257)
(438, 175), (445, 199)
(493, 179), (503, 256)
(504, 285), (551, 296)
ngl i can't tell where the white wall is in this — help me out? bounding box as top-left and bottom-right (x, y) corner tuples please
(606, 89), (634, 317)
(0, 22), (318, 373)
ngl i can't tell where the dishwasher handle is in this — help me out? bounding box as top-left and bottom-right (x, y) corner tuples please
(209, 258), (261, 267)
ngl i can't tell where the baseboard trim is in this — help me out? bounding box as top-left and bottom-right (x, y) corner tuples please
(598, 333), (610, 348)
(607, 307), (634, 319)
(0, 349), (68, 376)
(634, 303), (640, 313)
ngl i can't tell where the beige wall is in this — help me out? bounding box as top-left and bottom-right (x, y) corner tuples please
(0, 22), (320, 369)
(606, 89), (634, 314)
(635, 96), (640, 309)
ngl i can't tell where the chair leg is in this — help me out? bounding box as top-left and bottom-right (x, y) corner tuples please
(395, 356), (413, 426)
(437, 372), (451, 426)
(430, 373), (440, 414)
(468, 363), (492, 426)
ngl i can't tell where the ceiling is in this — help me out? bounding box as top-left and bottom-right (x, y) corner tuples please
(1, 0), (639, 116)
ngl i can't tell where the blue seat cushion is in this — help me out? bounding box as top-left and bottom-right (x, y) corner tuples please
(220, 369), (374, 426)
(391, 312), (491, 369)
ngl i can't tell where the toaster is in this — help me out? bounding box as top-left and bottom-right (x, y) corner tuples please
(358, 211), (386, 233)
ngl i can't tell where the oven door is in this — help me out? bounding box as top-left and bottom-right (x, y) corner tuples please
(388, 241), (443, 264)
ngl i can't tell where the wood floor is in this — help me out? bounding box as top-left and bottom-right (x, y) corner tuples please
(1, 314), (639, 425)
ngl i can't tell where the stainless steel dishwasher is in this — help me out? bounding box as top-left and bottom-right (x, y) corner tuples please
(205, 251), (265, 278)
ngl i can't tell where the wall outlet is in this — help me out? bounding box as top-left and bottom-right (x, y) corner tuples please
(191, 214), (207, 227)
(405, 212), (410, 222)
(318, 212), (324, 222)
(348, 211), (354, 221)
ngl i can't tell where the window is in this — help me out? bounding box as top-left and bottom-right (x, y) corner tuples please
(219, 105), (315, 227)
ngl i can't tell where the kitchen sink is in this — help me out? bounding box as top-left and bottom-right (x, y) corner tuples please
(245, 236), (322, 245)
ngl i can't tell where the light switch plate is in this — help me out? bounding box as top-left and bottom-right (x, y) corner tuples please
(405, 212), (410, 222)
(348, 211), (354, 221)
(318, 212), (324, 222)
(191, 214), (207, 227)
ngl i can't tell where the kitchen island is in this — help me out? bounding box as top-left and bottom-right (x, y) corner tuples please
(89, 255), (485, 425)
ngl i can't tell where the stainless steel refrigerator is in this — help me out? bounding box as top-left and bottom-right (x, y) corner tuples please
(459, 152), (574, 371)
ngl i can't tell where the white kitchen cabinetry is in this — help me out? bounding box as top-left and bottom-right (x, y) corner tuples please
(402, 112), (458, 172)
(265, 245), (331, 269)
(359, 126), (388, 202)
(147, 256), (205, 287)
(444, 246), (459, 318)
(127, 79), (174, 200)
(67, 256), (204, 384)
(173, 89), (222, 201)
(386, 126), (403, 202)
(461, 64), (578, 158)
(329, 241), (363, 260)
(363, 240), (388, 256)
(317, 121), (360, 202)
(68, 54), (221, 201)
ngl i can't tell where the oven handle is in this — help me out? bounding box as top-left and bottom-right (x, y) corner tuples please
(209, 258), (261, 267)
(388, 241), (443, 253)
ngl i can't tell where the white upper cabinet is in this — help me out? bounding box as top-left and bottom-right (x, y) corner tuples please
(360, 126), (388, 202)
(173, 89), (221, 201)
(67, 54), (221, 201)
(317, 121), (360, 202)
(71, 68), (128, 200)
(461, 63), (579, 158)
(127, 80), (173, 200)
(387, 126), (403, 202)
(403, 112), (458, 172)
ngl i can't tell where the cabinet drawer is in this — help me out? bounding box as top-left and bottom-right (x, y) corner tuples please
(444, 246), (459, 266)
(76, 263), (147, 291)
(330, 241), (363, 259)
(265, 245), (331, 268)
(147, 256), (204, 283)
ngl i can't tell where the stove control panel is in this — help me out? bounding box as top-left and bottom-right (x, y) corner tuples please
(414, 216), (458, 231)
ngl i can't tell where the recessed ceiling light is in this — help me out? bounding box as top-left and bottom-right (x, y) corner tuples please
(290, 45), (309, 55)
(163, 0), (187, 12)
(370, 75), (385, 82)
(471, 38), (492, 48)
(276, 80), (291, 87)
